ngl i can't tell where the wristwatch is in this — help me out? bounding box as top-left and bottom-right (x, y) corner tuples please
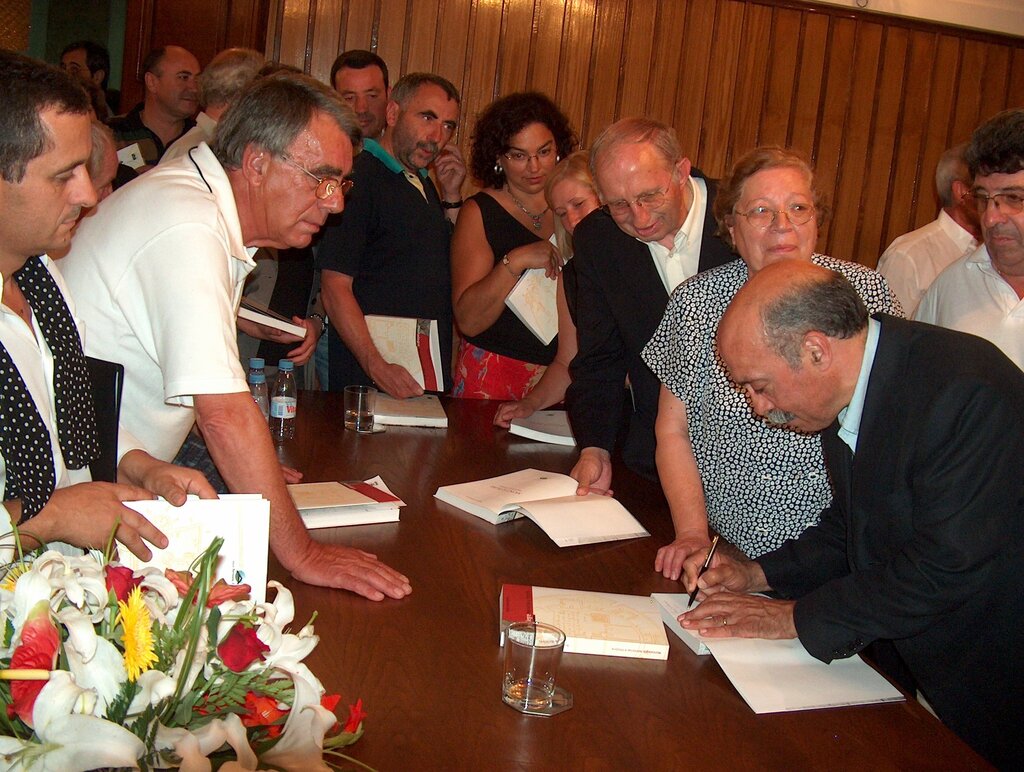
(440, 199), (463, 210)
(307, 312), (328, 336)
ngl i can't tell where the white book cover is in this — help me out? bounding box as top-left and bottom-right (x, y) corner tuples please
(509, 410), (575, 446)
(365, 315), (444, 392)
(434, 468), (649, 547)
(651, 593), (711, 655)
(288, 476), (405, 529)
(121, 494), (270, 604)
(504, 268), (558, 345)
(373, 394), (448, 428)
(500, 585), (669, 660)
(238, 296), (307, 338)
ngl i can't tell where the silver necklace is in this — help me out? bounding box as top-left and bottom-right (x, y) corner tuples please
(506, 186), (548, 230)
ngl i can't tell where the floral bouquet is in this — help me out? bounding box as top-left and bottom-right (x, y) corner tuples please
(0, 536), (368, 771)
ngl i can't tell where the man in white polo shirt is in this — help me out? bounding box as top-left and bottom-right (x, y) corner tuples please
(61, 73), (411, 601)
(916, 109), (1024, 371)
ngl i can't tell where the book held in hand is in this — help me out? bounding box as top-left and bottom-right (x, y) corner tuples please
(509, 410), (575, 446)
(373, 394), (448, 428)
(238, 296), (307, 338)
(500, 584), (669, 660)
(433, 468), (649, 547)
(651, 593), (904, 713)
(504, 267), (558, 345)
(121, 494), (270, 604)
(365, 315), (444, 392)
(288, 476), (405, 529)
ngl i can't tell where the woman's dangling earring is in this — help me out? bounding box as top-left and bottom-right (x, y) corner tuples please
(494, 160), (503, 176)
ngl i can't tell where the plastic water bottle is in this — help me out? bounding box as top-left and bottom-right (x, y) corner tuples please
(270, 359), (297, 440)
(248, 357), (269, 421)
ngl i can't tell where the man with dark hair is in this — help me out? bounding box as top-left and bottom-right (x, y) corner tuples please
(61, 72), (411, 600)
(108, 45), (200, 166)
(681, 259), (1024, 767)
(916, 108), (1024, 370)
(877, 144), (980, 315)
(319, 72), (465, 397)
(330, 49), (390, 138)
(567, 117), (733, 492)
(0, 50), (214, 558)
(60, 40), (110, 90)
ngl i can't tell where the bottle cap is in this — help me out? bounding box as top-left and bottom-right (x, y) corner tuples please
(279, 359), (294, 371)
(249, 357), (265, 369)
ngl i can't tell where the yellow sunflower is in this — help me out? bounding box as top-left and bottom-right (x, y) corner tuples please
(0, 563), (30, 592)
(116, 586), (157, 681)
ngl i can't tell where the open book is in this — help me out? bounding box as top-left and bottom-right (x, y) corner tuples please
(366, 315), (444, 391)
(434, 468), (648, 547)
(509, 410), (575, 446)
(288, 476), (405, 529)
(505, 268), (558, 345)
(373, 394), (448, 428)
(651, 593), (904, 713)
(501, 585), (669, 660)
(238, 296), (307, 338)
(121, 495), (270, 604)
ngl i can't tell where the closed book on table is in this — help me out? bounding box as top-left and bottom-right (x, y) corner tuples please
(509, 410), (575, 446)
(373, 394), (448, 428)
(500, 584), (669, 660)
(434, 468), (648, 547)
(288, 476), (405, 529)
(365, 314), (444, 392)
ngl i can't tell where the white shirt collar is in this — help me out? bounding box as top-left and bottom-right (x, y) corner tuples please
(837, 317), (881, 453)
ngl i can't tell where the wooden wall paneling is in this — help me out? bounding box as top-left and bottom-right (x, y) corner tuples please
(529, 0), (569, 99)
(643, 0), (687, 126)
(277, 0), (314, 70)
(856, 25), (909, 267)
(810, 16), (856, 253)
(375, 0), (410, 77)
(460, 0), (504, 168)
(581, 0), (627, 146)
(1008, 47), (1024, 108)
(227, 0), (270, 51)
(672, 0), (716, 161)
(497, 0), (536, 96)
(265, 0), (283, 61)
(727, 2), (773, 165)
(432, 0), (472, 110)
(554, 0), (598, 145)
(308, 0), (345, 82)
(912, 33), (960, 229)
(404, 0), (442, 73)
(757, 6), (802, 148)
(828, 19), (883, 263)
(787, 10), (828, 164)
(948, 38), (990, 144)
(697, 0), (747, 175)
(343, 0), (378, 52)
(616, 0), (658, 119)
(976, 43), (1011, 127)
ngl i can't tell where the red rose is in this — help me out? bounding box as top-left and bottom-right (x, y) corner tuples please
(217, 623), (269, 672)
(105, 565), (142, 603)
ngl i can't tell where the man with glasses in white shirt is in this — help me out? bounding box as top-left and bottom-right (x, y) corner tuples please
(916, 109), (1024, 371)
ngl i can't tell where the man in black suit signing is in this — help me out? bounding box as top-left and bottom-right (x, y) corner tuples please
(680, 259), (1023, 767)
(567, 118), (733, 491)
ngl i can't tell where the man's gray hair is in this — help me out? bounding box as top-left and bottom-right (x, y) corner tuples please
(199, 48), (264, 110)
(390, 72), (461, 107)
(761, 270), (868, 367)
(212, 71), (361, 169)
(589, 117), (682, 176)
(935, 144), (969, 208)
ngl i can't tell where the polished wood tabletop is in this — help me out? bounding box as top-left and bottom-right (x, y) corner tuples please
(275, 393), (986, 771)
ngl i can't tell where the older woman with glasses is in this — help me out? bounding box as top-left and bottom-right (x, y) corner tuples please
(451, 92), (577, 399)
(641, 146), (902, 581)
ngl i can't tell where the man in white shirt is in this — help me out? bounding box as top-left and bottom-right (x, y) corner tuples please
(0, 51), (214, 558)
(876, 144), (980, 315)
(566, 118), (734, 492)
(61, 72), (411, 601)
(915, 109), (1024, 371)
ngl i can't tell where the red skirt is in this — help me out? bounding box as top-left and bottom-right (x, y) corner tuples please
(451, 339), (546, 400)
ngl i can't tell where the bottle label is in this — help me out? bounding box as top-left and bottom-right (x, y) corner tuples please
(270, 396), (297, 419)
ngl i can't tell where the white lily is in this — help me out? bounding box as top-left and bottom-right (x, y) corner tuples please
(259, 657), (335, 772)
(0, 671), (145, 771)
(64, 635), (127, 713)
(127, 669), (177, 716)
(155, 714), (257, 772)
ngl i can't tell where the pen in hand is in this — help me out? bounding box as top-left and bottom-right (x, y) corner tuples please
(687, 535), (721, 608)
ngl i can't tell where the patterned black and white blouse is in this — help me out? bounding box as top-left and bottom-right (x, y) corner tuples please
(641, 255), (902, 557)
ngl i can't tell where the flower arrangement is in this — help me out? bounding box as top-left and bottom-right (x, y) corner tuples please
(0, 537), (368, 771)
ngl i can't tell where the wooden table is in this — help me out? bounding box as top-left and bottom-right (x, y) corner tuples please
(276, 394), (986, 771)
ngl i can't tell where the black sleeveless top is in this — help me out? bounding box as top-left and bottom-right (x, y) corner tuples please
(463, 192), (558, 365)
